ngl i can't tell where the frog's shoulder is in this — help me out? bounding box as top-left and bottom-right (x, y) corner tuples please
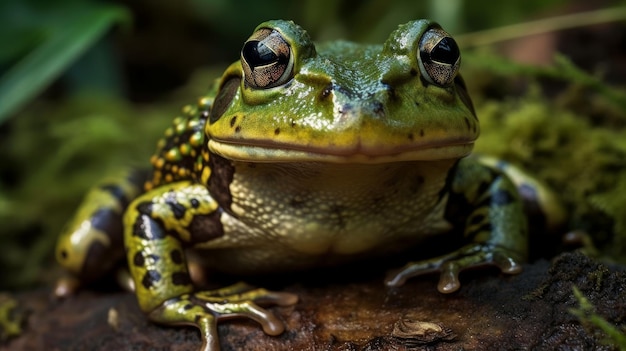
(145, 97), (212, 190)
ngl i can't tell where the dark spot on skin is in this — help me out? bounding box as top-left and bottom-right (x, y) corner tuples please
(99, 184), (130, 208)
(274, 128), (280, 135)
(372, 101), (384, 116)
(208, 153), (235, 210)
(468, 214), (486, 226)
(290, 197), (305, 208)
(133, 252), (145, 267)
(410, 68), (418, 76)
(414, 100), (420, 107)
(440, 160), (461, 204)
(230, 116), (237, 128)
(235, 126), (241, 133)
(132, 211), (167, 240)
(184, 304), (193, 310)
(420, 129), (425, 137)
(189, 208), (225, 243)
(141, 270), (162, 289)
(170, 203), (187, 219)
(338, 103), (354, 116)
(320, 83), (333, 100)
(60, 250), (68, 260)
(408, 133), (414, 141)
(334, 84), (356, 99)
(475, 177), (508, 209)
(477, 180), (492, 199)
(330, 205), (347, 229)
(172, 272), (192, 286)
(89, 208), (124, 243)
(190, 198), (200, 208)
(170, 249), (183, 264)
(165, 193), (187, 220)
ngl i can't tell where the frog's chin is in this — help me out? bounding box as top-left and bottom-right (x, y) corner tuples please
(208, 139), (473, 163)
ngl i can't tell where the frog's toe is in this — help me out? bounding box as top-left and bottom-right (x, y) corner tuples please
(492, 250), (524, 275)
(385, 244), (525, 293)
(149, 284), (297, 350)
(385, 261), (437, 288)
(194, 283), (298, 335)
(207, 282), (298, 307)
(437, 262), (462, 293)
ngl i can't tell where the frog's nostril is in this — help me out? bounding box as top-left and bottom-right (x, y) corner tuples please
(60, 249), (68, 260)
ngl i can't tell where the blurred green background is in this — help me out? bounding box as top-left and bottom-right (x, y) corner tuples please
(1, 0), (625, 290)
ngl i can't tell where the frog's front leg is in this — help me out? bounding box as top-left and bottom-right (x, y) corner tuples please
(124, 182), (298, 351)
(386, 158), (528, 293)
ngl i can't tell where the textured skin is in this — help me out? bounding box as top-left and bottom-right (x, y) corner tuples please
(56, 19), (531, 351)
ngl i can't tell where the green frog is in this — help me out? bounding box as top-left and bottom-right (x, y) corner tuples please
(55, 19), (531, 350)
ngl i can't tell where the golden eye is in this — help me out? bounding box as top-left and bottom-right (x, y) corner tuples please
(241, 28), (294, 89)
(417, 27), (460, 86)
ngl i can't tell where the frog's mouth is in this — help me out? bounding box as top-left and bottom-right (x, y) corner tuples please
(208, 139), (474, 163)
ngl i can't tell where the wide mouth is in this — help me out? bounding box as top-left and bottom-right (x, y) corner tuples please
(208, 139), (474, 163)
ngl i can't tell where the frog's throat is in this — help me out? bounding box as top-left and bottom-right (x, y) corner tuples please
(208, 139), (473, 163)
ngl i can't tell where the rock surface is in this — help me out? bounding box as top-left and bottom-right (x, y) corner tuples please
(2, 252), (624, 351)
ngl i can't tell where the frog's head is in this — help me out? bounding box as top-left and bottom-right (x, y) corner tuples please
(206, 19), (477, 163)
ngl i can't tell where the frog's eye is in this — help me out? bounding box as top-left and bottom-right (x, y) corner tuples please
(417, 27), (460, 86)
(241, 28), (294, 89)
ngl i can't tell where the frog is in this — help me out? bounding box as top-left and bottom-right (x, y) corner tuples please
(55, 19), (532, 351)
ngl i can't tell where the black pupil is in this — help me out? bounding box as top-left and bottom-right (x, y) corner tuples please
(243, 40), (278, 67)
(430, 37), (459, 64)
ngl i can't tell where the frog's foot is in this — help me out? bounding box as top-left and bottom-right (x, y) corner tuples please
(385, 244), (524, 294)
(149, 282), (298, 351)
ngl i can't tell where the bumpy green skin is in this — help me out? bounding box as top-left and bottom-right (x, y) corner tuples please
(56, 20), (532, 350)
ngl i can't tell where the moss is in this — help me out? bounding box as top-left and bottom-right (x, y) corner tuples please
(474, 82), (626, 262)
(570, 286), (626, 349)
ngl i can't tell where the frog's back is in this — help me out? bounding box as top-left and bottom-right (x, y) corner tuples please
(144, 98), (212, 191)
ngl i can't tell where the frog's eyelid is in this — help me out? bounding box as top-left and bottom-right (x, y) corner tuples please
(416, 27), (461, 87)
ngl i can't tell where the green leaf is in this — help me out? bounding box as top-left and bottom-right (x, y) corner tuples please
(0, 4), (130, 125)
